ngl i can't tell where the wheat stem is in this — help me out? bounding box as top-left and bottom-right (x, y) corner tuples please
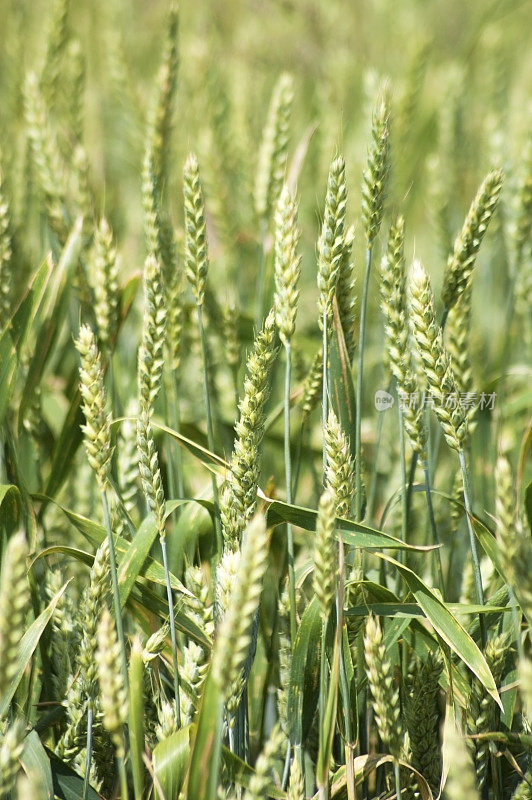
(284, 343), (297, 645)
(322, 309), (328, 479)
(160, 536), (181, 728)
(458, 448), (486, 645)
(355, 247), (372, 521)
(101, 490), (128, 688)
(422, 458), (444, 590)
(197, 303), (222, 559)
(82, 706), (93, 800)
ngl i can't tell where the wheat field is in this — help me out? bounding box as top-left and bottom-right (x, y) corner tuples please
(0, 1), (531, 798)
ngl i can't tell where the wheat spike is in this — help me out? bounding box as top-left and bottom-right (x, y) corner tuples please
(317, 155), (347, 329)
(254, 73), (294, 223)
(409, 259), (467, 451)
(0, 532), (29, 703)
(183, 152), (209, 306)
(442, 169), (503, 310)
(364, 615), (403, 758)
(361, 86), (390, 248)
(273, 184), (301, 346)
(76, 325), (114, 488)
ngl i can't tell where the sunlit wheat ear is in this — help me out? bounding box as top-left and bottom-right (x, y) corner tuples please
(138, 253), (166, 415)
(91, 217), (120, 352)
(273, 184), (301, 346)
(287, 755), (305, 800)
(409, 259), (467, 451)
(212, 515), (269, 707)
(136, 411), (166, 538)
(179, 641), (208, 726)
(0, 532), (29, 701)
(78, 540), (110, 701)
(381, 216), (426, 455)
(313, 487), (338, 621)
(364, 615), (403, 759)
(443, 718), (480, 800)
(441, 168), (503, 310)
(116, 400), (140, 530)
(185, 565), (214, 641)
(183, 152), (209, 306)
(446, 281), (477, 436)
(166, 265), (185, 373)
(325, 410), (355, 519)
(317, 155), (347, 330)
(254, 73), (294, 224)
(0, 159), (13, 332)
(336, 223), (357, 362)
(361, 85), (390, 248)
(147, 2), (178, 190)
(220, 311), (279, 551)
(301, 347), (323, 420)
(75, 324), (114, 489)
(0, 720), (26, 797)
(96, 608), (128, 756)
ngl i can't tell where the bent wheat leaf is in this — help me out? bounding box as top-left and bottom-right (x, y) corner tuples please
(0, 580), (70, 717)
(376, 552), (502, 708)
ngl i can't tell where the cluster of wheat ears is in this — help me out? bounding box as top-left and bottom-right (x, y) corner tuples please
(0, 0), (531, 799)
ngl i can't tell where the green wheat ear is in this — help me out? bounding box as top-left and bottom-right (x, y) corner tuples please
(273, 184), (301, 346)
(0, 531), (29, 703)
(212, 515), (270, 709)
(183, 152), (209, 307)
(76, 325), (114, 489)
(91, 217), (120, 352)
(313, 487), (338, 621)
(317, 155), (347, 329)
(254, 73), (294, 224)
(380, 216), (426, 455)
(441, 168), (503, 310)
(361, 85), (390, 248)
(0, 158), (13, 332)
(364, 615), (403, 760)
(409, 259), (467, 452)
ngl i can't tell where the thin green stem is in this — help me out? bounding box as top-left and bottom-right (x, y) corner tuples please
(355, 248), (372, 521)
(509, 588), (523, 661)
(118, 754), (128, 800)
(160, 536), (181, 728)
(367, 374), (392, 524)
(171, 370), (185, 499)
(397, 404), (407, 544)
(422, 458), (444, 592)
(255, 219), (268, 329)
(458, 447), (486, 646)
(101, 489), (128, 688)
(284, 343), (297, 646)
(319, 617), (328, 750)
(394, 760), (403, 800)
(82, 706), (93, 800)
(197, 303), (222, 560)
(322, 310), (328, 480)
